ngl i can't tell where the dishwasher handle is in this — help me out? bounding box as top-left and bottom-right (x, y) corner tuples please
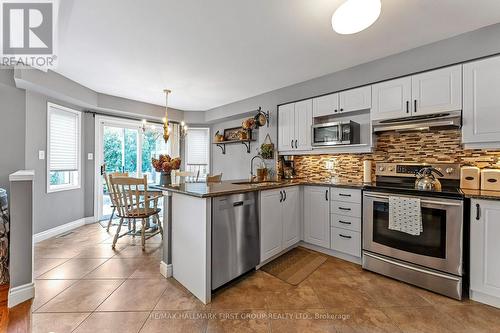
(233, 201), (244, 207)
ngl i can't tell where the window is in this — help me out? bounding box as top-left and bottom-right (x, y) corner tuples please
(185, 128), (210, 177)
(47, 103), (82, 193)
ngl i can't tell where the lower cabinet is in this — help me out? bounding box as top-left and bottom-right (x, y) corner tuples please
(470, 199), (500, 308)
(304, 186), (330, 248)
(260, 187), (300, 263)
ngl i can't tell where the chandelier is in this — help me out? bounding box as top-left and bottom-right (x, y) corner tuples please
(163, 89), (171, 143)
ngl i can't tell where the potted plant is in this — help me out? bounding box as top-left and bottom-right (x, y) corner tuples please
(152, 155), (181, 186)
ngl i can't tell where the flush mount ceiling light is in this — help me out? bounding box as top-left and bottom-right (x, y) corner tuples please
(332, 0), (381, 35)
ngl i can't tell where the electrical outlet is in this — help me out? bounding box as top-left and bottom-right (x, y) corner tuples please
(87, 153), (94, 160)
(325, 161), (334, 170)
(38, 150), (45, 160)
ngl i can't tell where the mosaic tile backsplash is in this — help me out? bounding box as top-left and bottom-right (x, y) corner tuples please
(293, 129), (500, 182)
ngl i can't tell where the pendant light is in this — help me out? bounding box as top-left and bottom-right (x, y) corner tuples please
(332, 0), (381, 35)
(163, 89), (171, 143)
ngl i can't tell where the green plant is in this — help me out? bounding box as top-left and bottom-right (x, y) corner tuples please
(260, 143), (274, 159)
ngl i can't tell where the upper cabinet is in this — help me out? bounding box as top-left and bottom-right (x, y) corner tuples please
(463, 56), (500, 147)
(372, 77), (412, 120)
(278, 100), (312, 152)
(313, 86), (371, 118)
(372, 66), (462, 121)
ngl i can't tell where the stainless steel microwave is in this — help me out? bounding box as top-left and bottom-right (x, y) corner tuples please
(311, 121), (360, 147)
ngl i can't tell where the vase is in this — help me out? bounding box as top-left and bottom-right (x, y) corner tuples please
(160, 172), (172, 186)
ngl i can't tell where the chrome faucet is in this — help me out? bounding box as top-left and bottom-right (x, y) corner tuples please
(250, 155), (265, 181)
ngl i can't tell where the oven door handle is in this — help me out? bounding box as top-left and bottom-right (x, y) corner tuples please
(363, 193), (463, 207)
(363, 252), (461, 282)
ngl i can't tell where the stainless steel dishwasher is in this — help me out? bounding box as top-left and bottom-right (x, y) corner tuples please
(212, 192), (260, 290)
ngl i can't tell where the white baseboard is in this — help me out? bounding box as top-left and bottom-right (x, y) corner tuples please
(8, 282), (35, 308)
(84, 216), (97, 224)
(34, 217), (90, 243)
(470, 290), (500, 309)
(160, 261), (173, 278)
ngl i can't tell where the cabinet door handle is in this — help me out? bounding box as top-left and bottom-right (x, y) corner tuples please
(283, 190), (287, 202)
(325, 189), (329, 201)
(339, 234), (352, 239)
(334, 109), (338, 113)
(406, 101), (410, 113)
(339, 220), (352, 225)
(291, 140), (293, 149)
(340, 108), (344, 112)
(279, 191), (283, 202)
(339, 193), (351, 197)
(414, 99), (417, 113)
(339, 207), (351, 211)
(476, 203), (480, 221)
(295, 140), (298, 149)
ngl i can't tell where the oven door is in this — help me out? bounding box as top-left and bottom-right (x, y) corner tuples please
(312, 123), (341, 146)
(363, 191), (463, 276)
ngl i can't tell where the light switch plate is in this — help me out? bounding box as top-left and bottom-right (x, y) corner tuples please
(87, 153), (94, 160)
(38, 150), (45, 160)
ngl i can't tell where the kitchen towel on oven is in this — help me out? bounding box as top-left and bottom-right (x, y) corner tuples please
(388, 196), (423, 236)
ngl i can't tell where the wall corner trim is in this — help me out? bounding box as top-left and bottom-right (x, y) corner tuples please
(33, 217), (88, 243)
(160, 261), (173, 278)
(8, 282), (35, 308)
(9, 170), (35, 182)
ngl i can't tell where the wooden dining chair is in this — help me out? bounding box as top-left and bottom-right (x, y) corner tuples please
(103, 171), (129, 232)
(108, 175), (163, 250)
(174, 170), (200, 183)
(206, 173), (222, 182)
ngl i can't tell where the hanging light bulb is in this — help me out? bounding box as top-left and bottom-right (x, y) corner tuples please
(163, 89), (171, 143)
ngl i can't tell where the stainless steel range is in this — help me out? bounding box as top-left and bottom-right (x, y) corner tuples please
(362, 163), (466, 300)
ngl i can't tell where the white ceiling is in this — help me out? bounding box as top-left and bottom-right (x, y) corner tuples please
(56, 0), (500, 111)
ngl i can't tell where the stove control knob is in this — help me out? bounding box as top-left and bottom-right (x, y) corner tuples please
(388, 167), (394, 172)
(378, 166), (385, 172)
(445, 167), (454, 175)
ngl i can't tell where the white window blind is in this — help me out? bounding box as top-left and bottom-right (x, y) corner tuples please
(186, 128), (209, 165)
(48, 104), (81, 172)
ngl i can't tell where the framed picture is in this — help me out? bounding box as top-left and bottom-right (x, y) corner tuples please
(223, 127), (251, 141)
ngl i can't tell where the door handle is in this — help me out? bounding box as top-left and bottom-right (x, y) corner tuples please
(339, 193), (351, 197)
(476, 203), (480, 221)
(338, 207), (351, 211)
(414, 99), (417, 113)
(340, 108), (344, 112)
(283, 190), (287, 202)
(233, 201), (244, 207)
(295, 140), (298, 149)
(291, 140), (293, 149)
(325, 189), (329, 201)
(279, 191), (283, 202)
(406, 101), (410, 114)
(338, 220), (352, 225)
(339, 234), (352, 239)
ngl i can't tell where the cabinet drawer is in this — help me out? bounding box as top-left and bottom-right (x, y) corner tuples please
(331, 214), (361, 232)
(331, 188), (361, 203)
(330, 227), (361, 258)
(331, 201), (361, 218)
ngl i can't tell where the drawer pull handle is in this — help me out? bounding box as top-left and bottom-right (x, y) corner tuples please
(476, 203), (480, 221)
(339, 193), (351, 197)
(338, 220), (352, 225)
(487, 178), (498, 183)
(339, 234), (352, 239)
(338, 207), (351, 211)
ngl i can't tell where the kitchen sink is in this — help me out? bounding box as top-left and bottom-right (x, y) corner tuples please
(232, 181), (282, 186)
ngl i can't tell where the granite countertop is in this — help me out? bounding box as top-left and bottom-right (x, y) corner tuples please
(152, 178), (367, 198)
(461, 188), (500, 201)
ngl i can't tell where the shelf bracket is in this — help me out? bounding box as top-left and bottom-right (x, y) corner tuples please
(216, 144), (226, 155)
(241, 141), (251, 153)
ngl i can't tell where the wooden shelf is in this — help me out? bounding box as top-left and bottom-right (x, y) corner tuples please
(213, 139), (256, 154)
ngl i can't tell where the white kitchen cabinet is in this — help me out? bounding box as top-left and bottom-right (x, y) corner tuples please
(278, 103), (295, 151)
(339, 86), (372, 114)
(463, 56), (500, 147)
(371, 77), (412, 121)
(304, 186), (330, 248)
(260, 189), (283, 262)
(411, 65), (462, 116)
(470, 199), (500, 308)
(313, 93), (339, 117)
(282, 186), (301, 248)
(260, 187), (301, 263)
(278, 100), (312, 152)
(294, 99), (312, 151)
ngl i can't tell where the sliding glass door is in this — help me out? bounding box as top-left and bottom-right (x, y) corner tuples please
(95, 117), (172, 221)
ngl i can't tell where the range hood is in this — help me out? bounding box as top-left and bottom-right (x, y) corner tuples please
(373, 111), (462, 133)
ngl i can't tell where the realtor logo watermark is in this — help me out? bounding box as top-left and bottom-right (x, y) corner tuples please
(1, 0), (57, 69)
